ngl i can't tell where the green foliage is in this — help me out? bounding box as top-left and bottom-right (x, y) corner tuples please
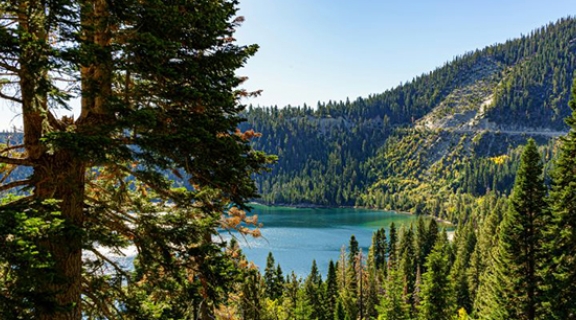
(0, 0), (274, 318)
(370, 227), (388, 272)
(541, 77), (576, 318)
(399, 225), (418, 315)
(305, 260), (325, 320)
(376, 269), (410, 320)
(244, 17), (576, 216)
(417, 242), (456, 320)
(325, 260), (339, 318)
(475, 139), (548, 320)
(264, 252), (284, 300)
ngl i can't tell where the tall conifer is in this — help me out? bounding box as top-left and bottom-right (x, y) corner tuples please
(542, 77), (576, 318)
(478, 139), (547, 319)
(417, 242), (455, 320)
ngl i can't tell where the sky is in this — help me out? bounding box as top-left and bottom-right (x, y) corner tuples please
(1, 0), (575, 130)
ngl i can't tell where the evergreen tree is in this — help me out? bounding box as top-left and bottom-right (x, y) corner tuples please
(305, 260), (324, 320)
(415, 217), (429, 271)
(542, 77), (576, 318)
(469, 197), (504, 309)
(348, 235), (360, 269)
(334, 299), (346, 320)
(388, 223), (398, 268)
(377, 269), (409, 320)
(417, 242), (456, 320)
(398, 225), (417, 315)
(425, 219), (439, 260)
(240, 271), (263, 320)
(284, 272), (301, 311)
(0, 0), (273, 319)
(347, 235), (360, 304)
(325, 260), (339, 318)
(275, 264), (285, 297)
(294, 287), (313, 320)
(264, 252), (280, 299)
(371, 227), (388, 271)
(450, 222), (476, 313)
(478, 139), (548, 320)
(366, 241), (381, 319)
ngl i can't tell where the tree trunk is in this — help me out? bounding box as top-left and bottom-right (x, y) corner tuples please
(17, 1), (85, 317)
(34, 154), (86, 320)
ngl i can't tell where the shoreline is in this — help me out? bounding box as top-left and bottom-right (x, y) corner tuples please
(249, 201), (453, 226)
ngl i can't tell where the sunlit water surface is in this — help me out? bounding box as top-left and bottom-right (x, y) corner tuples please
(221, 204), (420, 277)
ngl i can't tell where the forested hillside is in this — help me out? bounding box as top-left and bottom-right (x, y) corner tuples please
(243, 17), (576, 216)
(219, 83), (576, 318)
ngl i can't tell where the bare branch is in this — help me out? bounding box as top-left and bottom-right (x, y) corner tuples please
(0, 179), (31, 192)
(0, 91), (22, 103)
(85, 247), (130, 278)
(51, 77), (76, 83)
(0, 61), (18, 73)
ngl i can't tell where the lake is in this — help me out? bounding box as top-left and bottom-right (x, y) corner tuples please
(220, 204), (420, 278)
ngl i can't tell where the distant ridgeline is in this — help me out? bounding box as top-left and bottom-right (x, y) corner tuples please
(241, 17), (576, 222)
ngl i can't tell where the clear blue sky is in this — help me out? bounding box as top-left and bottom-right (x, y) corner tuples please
(235, 0), (575, 108)
(1, 0), (574, 129)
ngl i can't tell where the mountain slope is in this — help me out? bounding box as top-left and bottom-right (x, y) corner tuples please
(244, 17), (576, 214)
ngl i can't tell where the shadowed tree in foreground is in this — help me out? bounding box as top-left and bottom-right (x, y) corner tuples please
(0, 0), (274, 319)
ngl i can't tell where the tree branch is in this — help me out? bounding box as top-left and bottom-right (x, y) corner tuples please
(82, 281), (121, 319)
(0, 179), (31, 192)
(0, 144), (24, 154)
(85, 247), (130, 278)
(0, 156), (32, 166)
(0, 91), (22, 103)
(46, 110), (65, 131)
(0, 61), (18, 73)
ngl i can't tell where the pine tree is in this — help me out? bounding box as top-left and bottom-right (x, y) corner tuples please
(371, 227), (388, 272)
(450, 222), (476, 313)
(240, 271), (263, 320)
(325, 260), (339, 318)
(415, 217), (429, 271)
(334, 299), (346, 320)
(264, 252), (279, 299)
(542, 77), (576, 318)
(417, 242), (456, 320)
(294, 287), (313, 320)
(469, 197), (504, 309)
(283, 272), (301, 313)
(275, 264), (285, 298)
(348, 235), (360, 269)
(478, 139), (548, 320)
(0, 0), (273, 318)
(366, 242), (381, 319)
(425, 219), (439, 260)
(347, 235), (360, 304)
(388, 222), (398, 268)
(377, 269), (409, 320)
(305, 260), (324, 320)
(398, 225), (417, 315)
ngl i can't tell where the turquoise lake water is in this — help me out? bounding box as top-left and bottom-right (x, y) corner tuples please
(221, 204), (420, 278)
